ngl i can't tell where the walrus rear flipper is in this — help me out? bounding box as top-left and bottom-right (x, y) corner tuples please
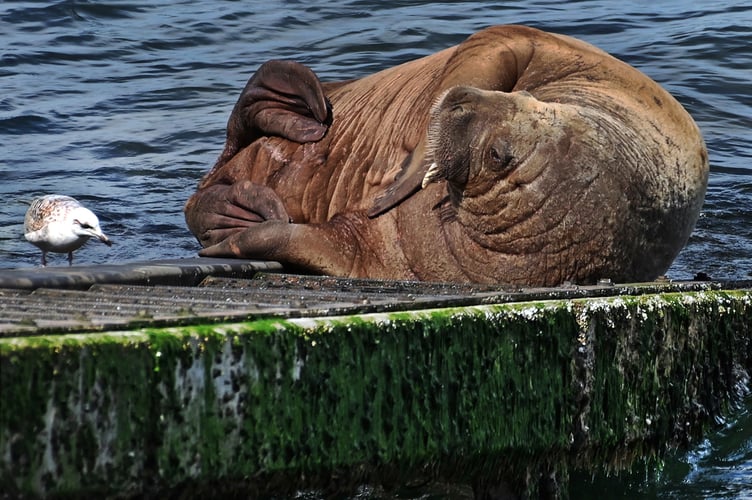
(209, 60), (332, 177)
(368, 138), (430, 217)
(243, 59), (332, 142)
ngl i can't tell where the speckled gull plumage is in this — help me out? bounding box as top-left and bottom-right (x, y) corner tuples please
(24, 194), (112, 266)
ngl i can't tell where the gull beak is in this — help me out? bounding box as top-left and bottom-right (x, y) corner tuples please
(86, 228), (113, 247)
(97, 232), (113, 247)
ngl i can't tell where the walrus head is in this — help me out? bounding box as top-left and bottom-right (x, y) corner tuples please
(422, 86), (591, 234)
(424, 87), (537, 201)
(419, 85), (701, 281)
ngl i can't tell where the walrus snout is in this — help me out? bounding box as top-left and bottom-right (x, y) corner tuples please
(424, 87), (483, 188)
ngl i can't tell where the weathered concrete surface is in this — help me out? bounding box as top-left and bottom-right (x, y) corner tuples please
(1, 286), (751, 498)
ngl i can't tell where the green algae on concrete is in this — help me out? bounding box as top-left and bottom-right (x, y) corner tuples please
(1, 290), (751, 498)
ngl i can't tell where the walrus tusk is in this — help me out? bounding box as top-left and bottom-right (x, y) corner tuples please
(421, 162), (444, 188)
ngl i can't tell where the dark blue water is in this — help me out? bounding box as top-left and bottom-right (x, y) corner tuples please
(1, 1), (751, 496)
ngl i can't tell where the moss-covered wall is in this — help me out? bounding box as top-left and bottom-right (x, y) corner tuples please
(1, 290), (750, 498)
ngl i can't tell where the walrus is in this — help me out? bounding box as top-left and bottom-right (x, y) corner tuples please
(185, 25), (708, 285)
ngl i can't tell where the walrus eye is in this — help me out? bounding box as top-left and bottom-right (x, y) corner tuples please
(489, 146), (514, 170)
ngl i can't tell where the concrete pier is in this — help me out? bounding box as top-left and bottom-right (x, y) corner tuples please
(0, 259), (750, 498)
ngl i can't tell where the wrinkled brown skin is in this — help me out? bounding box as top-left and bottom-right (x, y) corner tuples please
(185, 25), (708, 285)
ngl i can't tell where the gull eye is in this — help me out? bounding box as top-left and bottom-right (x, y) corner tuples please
(74, 219), (93, 230)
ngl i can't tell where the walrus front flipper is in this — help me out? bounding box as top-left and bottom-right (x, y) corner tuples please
(368, 137), (430, 217)
(211, 60), (333, 174)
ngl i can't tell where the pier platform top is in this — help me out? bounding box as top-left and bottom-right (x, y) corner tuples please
(1, 257), (749, 336)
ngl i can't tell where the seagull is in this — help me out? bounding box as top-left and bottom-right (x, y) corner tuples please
(24, 194), (113, 266)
